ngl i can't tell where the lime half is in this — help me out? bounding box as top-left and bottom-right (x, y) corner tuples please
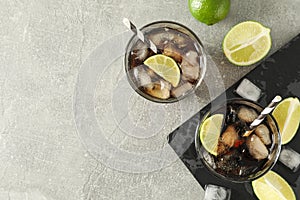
(252, 171), (296, 200)
(272, 97), (300, 144)
(223, 21), (272, 66)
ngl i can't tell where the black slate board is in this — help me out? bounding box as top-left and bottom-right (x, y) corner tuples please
(168, 34), (300, 200)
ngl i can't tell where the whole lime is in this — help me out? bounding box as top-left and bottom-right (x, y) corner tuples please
(188, 0), (231, 25)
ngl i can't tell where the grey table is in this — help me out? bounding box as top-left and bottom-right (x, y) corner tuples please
(0, 0), (299, 199)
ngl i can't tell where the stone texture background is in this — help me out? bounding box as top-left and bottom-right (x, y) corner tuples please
(0, 0), (299, 199)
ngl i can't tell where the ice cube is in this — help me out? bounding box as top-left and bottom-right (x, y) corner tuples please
(170, 82), (193, 97)
(279, 147), (300, 172)
(181, 65), (200, 82)
(255, 124), (271, 145)
(163, 43), (182, 63)
(145, 81), (170, 99)
(246, 134), (268, 160)
(159, 79), (171, 91)
(149, 31), (173, 46)
(183, 51), (199, 66)
(236, 78), (262, 101)
(134, 66), (153, 89)
(204, 184), (231, 200)
(132, 41), (149, 61)
(238, 106), (258, 123)
(148, 32), (164, 45)
(221, 125), (238, 148)
(181, 51), (200, 82)
(145, 68), (157, 79)
(172, 33), (188, 48)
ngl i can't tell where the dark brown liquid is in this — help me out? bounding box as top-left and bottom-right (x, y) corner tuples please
(209, 103), (274, 179)
(127, 27), (202, 100)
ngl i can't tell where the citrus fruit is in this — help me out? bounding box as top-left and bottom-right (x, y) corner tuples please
(144, 54), (180, 87)
(223, 21), (272, 66)
(272, 97), (300, 144)
(188, 0), (230, 25)
(199, 114), (224, 156)
(252, 171), (296, 200)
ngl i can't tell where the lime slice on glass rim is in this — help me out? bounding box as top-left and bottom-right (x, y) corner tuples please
(199, 114), (224, 156)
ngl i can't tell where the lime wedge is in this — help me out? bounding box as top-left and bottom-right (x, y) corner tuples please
(223, 21), (272, 66)
(252, 171), (296, 200)
(272, 97), (300, 144)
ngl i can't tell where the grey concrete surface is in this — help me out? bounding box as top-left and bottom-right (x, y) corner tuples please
(0, 0), (299, 199)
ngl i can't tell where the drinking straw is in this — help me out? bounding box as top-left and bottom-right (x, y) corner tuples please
(123, 18), (158, 53)
(243, 95), (282, 137)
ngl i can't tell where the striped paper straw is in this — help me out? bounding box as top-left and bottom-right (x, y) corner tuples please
(123, 18), (157, 53)
(243, 95), (282, 137)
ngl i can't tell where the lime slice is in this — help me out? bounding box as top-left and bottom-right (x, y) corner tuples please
(272, 97), (300, 144)
(199, 114), (224, 156)
(223, 21), (272, 66)
(252, 171), (296, 200)
(144, 54), (180, 87)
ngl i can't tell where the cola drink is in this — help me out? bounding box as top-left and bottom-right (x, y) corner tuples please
(125, 21), (206, 103)
(197, 99), (281, 182)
